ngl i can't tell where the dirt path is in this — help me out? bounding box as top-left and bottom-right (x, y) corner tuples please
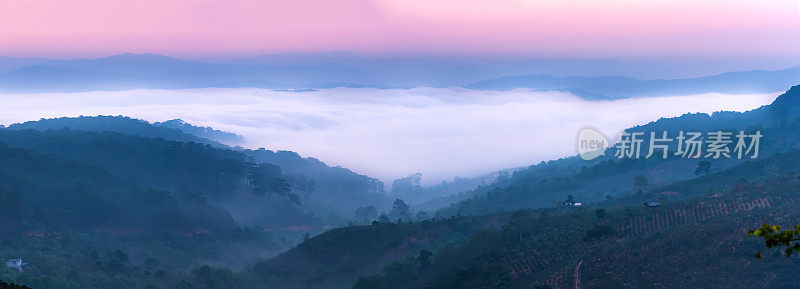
(573, 259), (583, 289)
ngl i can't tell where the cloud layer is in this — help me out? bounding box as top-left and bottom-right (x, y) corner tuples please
(0, 88), (778, 184)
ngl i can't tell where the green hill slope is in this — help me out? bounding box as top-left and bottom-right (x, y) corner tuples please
(438, 85), (800, 217)
(0, 141), (235, 234)
(4, 116), (389, 214)
(352, 147), (800, 289)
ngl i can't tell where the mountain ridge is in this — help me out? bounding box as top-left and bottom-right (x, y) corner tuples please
(466, 67), (800, 98)
(2, 53), (798, 99)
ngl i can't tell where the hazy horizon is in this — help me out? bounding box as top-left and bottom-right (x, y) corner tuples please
(2, 52), (799, 80)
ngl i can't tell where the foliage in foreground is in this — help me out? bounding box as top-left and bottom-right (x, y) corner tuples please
(749, 223), (800, 258)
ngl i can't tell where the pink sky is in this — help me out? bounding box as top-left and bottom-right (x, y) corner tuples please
(1, 0), (799, 58)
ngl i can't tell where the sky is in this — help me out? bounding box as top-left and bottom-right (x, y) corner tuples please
(0, 88), (779, 184)
(1, 0), (799, 59)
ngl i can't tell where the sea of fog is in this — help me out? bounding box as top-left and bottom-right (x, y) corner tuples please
(0, 87), (779, 185)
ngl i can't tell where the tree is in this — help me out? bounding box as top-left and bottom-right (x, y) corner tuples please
(582, 224), (616, 241)
(114, 249), (129, 263)
(354, 275), (385, 289)
(145, 257), (160, 268)
(695, 160), (711, 175)
(418, 250), (433, 268)
(391, 199), (410, 221)
(565, 194), (576, 206)
(595, 208), (607, 220)
(192, 265), (241, 289)
(173, 280), (195, 289)
(415, 211), (429, 221)
(748, 223), (800, 258)
(0, 281), (32, 289)
(633, 175), (648, 194)
(354, 205), (378, 224)
(106, 258), (125, 272)
(391, 173), (423, 199)
(248, 163), (296, 203)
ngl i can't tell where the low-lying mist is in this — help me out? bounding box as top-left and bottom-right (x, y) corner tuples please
(0, 87), (778, 184)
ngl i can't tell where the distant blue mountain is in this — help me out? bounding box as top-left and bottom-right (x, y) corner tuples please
(466, 66), (800, 98)
(0, 53), (369, 92)
(0, 56), (49, 73)
(1, 53), (798, 98)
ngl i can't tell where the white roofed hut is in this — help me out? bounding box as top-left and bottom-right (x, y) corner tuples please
(5, 258), (27, 271)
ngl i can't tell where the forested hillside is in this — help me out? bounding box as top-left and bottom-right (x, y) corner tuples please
(350, 146), (800, 289)
(2, 87), (800, 289)
(6, 116), (224, 146)
(0, 129), (321, 229)
(0, 142), (286, 289)
(247, 149), (387, 212)
(438, 85), (800, 217)
(252, 215), (505, 289)
(4, 116), (390, 216)
(216, 85), (800, 289)
(257, 142), (800, 289)
(0, 141), (235, 234)
(0, 117), (389, 289)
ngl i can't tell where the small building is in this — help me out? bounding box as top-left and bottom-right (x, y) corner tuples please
(643, 202), (661, 207)
(5, 259), (26, 271)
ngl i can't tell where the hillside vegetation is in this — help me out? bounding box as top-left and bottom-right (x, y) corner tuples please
(2, 86), (800, 289)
